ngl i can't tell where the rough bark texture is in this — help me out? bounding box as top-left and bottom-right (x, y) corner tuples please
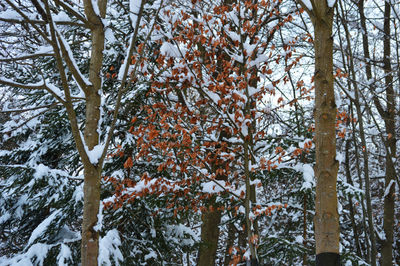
(301, 0), (340, 261)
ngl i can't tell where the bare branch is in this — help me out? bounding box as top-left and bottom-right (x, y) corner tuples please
(0, 52), (54, 62)
(53, 0), (89, 27)
(0, 78), (46, 90)
(42, 0), (91, 167)
(99, 0), (164, 167)
(296, 0), (314, 18)
(4, 0), (51, 43)
(0, 102), (60, 114)
(55, 30), (91, 93)
(0, 17), (86, 27)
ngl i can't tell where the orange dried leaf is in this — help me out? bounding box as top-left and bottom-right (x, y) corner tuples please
(124, 157), (133, 168)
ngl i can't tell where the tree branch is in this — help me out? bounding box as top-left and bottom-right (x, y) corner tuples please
(0, 52), (54, 62)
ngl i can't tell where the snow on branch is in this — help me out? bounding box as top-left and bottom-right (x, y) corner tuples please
(91, 0), (101, 17)
(79, 131), (105, 165)
(0, 77), (68, 104)
(44, 81), (67, 102)
(117, 0), (146, 81)
(55, 28), (92, 91)
(0, 47), (54, 62)
(53, 0), (88, 26)
(384, 180), (396, 198)
(27, 210), (62, 246)
(3, 0), (51, 43)
(0, 78), (46, 90)
(0, 8), (36, 21)
(98, 229), (123, 265)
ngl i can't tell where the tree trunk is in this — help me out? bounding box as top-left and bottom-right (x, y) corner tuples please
(197, 197), (222, 266)
(300, 1), (340, 264)
(81, 164), (101, 266)
(382, 2), (396, 264)
(80, 1), (107, 265)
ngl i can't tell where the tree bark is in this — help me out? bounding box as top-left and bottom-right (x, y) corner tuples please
(381, 2), (396, 265)
(80, 1), (107, 265)
(313, 16), (340, 264)
(197, 197), (222, 266)
(298, 1), (340, 264)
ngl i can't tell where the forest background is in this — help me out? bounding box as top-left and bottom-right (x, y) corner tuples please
(0, 0), (399, 265)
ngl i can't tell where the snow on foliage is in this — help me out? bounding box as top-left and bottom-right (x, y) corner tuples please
(27, 210), (62, 246)
(98, 229), (123, 266)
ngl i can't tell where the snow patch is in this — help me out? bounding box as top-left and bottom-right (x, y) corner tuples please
(94, 202), (104, 232)
(57, 244), (72, 266)
(301, 0), (312, 10)
(53, 11), (70, 22)
(327, 0), (336, 7)
(27, 210), (61, 246)
(384, 180), (395, 198)
(130, 0), (142, 28)
(201, 180), (227, 193)
(160, 42), (185, 58)
(98, 229), (123, 266)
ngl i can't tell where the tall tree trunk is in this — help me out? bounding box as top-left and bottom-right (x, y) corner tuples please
(382, 2), (396, 264)
(313, 14), (340, 266)
(298, 1), (340, 264)
(80, 1), (107, 265)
